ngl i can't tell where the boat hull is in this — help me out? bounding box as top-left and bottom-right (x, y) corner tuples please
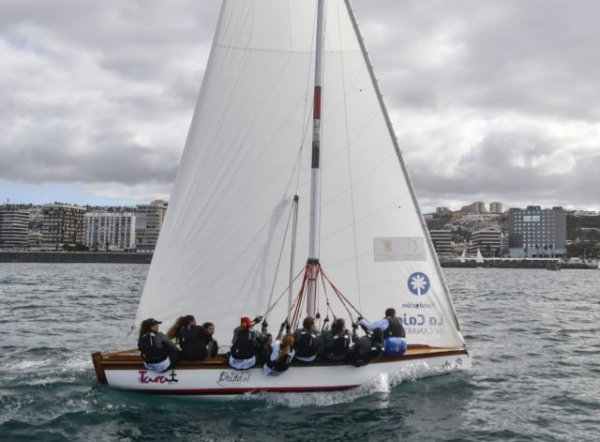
(93, 347), (470, 396)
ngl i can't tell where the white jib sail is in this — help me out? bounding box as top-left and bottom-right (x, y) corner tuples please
(135, 0), (465, 349)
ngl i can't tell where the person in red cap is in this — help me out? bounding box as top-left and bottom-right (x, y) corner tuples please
(228, 316), (263, 370)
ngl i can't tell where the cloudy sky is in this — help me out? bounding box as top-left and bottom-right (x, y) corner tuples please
(1, 0), (599, 211)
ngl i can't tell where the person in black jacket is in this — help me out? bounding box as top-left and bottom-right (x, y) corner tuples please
(228, 316), (262, 370)
(293, 317), (321, 363)
(167, 315), (213, 361)
(138, 318), (181, 372)
(346, 328), (384, 367)
(319, 318), (350, 363)
(202, 322), (219, 357)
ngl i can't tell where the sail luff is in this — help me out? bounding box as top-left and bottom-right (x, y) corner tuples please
(342, 0), (463, 334)
(307, 0), (326, 317)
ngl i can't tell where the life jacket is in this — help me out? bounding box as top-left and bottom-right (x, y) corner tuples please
(326, 333), (349, 361)
(179, 325), (208, 360)
(349, 336), (383, 367)
(384, 317), (406, 338)
(266, 352), (294, 372)
(231, 329), (257, 360)
(294, 331), (318, 358)
(138, 332), (168, 363)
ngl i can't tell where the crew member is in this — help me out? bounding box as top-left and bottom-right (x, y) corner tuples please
(293, 317), (320, 363)
(320, 318), (350, 363)
(358, 307), (407, 356)
(228, 316), (262, 370)
(138, 318), (181, 372)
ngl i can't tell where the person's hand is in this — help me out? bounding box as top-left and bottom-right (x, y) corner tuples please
(357, 316), (363, 322)
(352, 322), (359, 329)
(262, 319), (268, 328)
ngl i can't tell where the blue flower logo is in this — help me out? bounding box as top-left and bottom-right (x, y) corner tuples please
(408, 272), (430, 295)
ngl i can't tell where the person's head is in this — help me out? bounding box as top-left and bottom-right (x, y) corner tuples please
(281, 334), (294, 349)
(264, 333), (273, 347)
(302, 317), (315, 331)
(331, 318), (345, 334)
(203, 322), (215, 335)
(240, 316), (253, 329)
(277, 334), (295, 362)
(385, 308), (396, 319)
(183, 315), (196, 327)
(166, 316), (188, 340)
(139, 318), (161, 340)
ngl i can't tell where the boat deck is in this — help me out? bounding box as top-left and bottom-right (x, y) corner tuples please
(92, 345), (468, 384)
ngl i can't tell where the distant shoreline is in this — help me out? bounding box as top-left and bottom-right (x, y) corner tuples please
(0, 251), (152, 264)
(441, 260), (596, 270)
(0, 251), (596, 269)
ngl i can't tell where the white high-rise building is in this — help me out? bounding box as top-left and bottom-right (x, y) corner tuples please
(0, 207), (30, 248)
(84, 212), (136, 251)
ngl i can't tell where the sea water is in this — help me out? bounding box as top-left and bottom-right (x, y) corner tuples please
(0, 263), (599, 441)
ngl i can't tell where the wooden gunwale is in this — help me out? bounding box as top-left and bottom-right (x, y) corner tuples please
(92, 346), (469, 380)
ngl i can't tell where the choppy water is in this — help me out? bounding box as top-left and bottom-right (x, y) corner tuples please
(0, 264), (599, 441)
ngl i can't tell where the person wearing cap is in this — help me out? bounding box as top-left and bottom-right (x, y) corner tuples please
(228, 316), (263, 370)
(138, 318), (182, 372)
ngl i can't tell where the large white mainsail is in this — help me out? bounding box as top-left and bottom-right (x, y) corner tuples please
(135, 0), (465, 350)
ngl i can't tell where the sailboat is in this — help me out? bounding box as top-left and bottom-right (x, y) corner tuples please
(459, 250), (466, 264)
(92, 0), (470, 396)
(475, 249), (484, 265)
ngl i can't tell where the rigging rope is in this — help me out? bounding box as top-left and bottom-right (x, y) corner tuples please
(336, 0), (363, 312)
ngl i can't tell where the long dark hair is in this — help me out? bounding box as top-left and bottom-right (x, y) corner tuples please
(277, 335), (295, 363)
(167, 315), (195, 342)
(331, 318), (345, 335)
(302, 317), (315, 331)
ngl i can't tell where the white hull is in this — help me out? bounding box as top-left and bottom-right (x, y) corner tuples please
(101, 352), (470, 397)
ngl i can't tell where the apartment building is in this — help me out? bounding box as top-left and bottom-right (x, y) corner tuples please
(0, 207), (30, 248)
(135, 200), (168, 251)
(84, 212), (136, 251)
(40, 204), (85, 250)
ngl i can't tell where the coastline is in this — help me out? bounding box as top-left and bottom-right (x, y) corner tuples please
(0, 251), (152, 264)
(0, 251), (595, 268)
(441, 260), (596, 269)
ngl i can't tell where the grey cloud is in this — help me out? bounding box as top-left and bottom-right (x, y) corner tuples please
(1, 0), (599, 209)
(410, 129), (600, 207)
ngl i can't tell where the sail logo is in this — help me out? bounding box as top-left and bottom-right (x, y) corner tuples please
(138, 370), (179, 384)
(217, 370), (251, 386)
(407, 272), (430, 295)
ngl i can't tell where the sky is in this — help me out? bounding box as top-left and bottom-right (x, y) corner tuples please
(1, 0), (599, 212)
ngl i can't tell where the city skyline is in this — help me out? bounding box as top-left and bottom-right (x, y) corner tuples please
(2, 1), (600, 211)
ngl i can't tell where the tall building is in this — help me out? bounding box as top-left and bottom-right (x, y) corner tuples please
(469, 228), (503, 257)
(41, 204), (85, 250)
(84, 212), (136, 251)
(489, 201), (503, 213)
(508, 206), (566, 257)
(0, 207), (30, 248)
(429, 229), (452, 256)
(135, 200), (168, 251)
(462, 201), (487, 213)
